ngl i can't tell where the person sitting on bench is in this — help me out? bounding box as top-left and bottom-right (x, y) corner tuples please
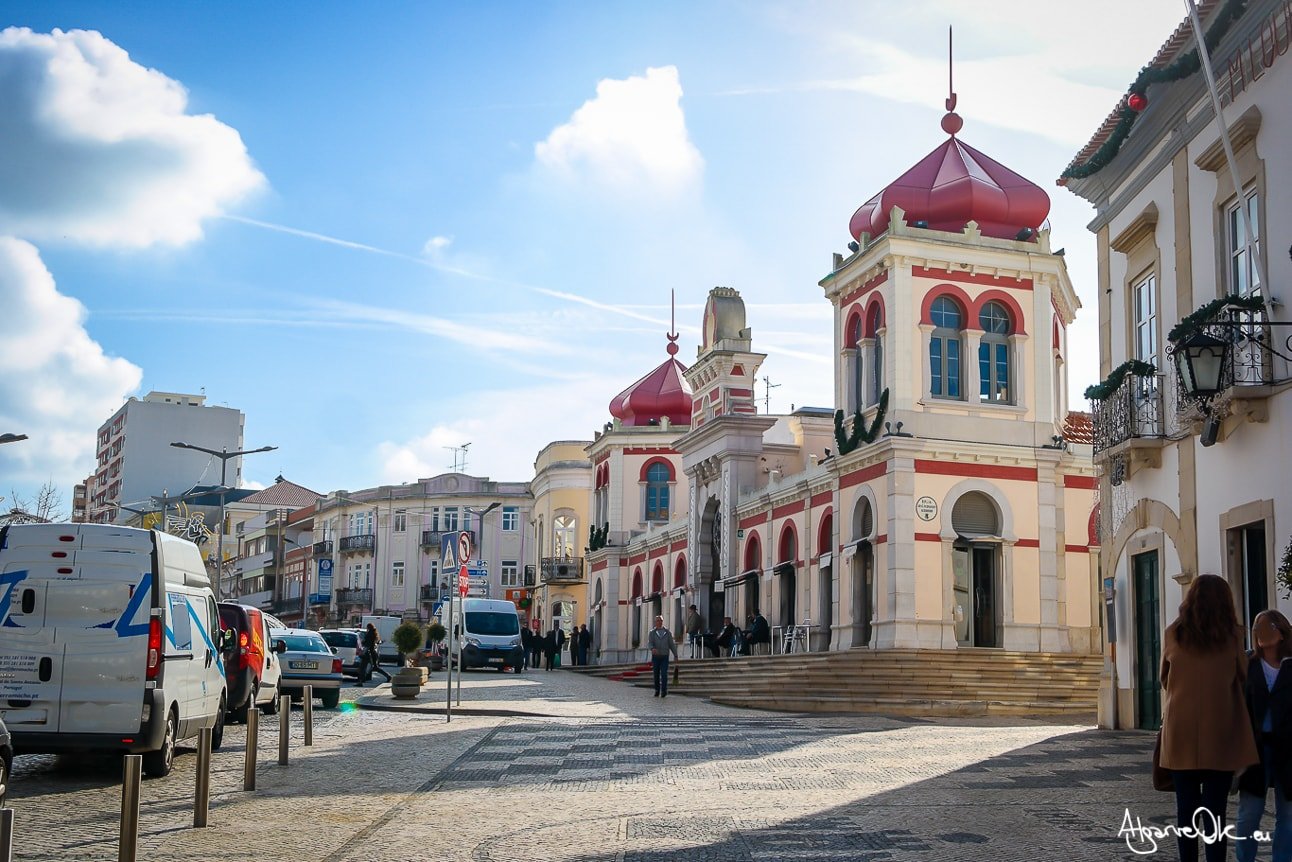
(714, 617), (739, 657)
(746, 611), (771, 654)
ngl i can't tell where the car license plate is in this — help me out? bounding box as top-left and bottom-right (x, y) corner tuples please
(487, 658), (504, 664)
(290, 660), (319, 670)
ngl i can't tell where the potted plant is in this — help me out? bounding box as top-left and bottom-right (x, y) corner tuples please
(390, 622), (427, 697)
(424, 621), (447, 672)
(1277, 535), (1292, 599)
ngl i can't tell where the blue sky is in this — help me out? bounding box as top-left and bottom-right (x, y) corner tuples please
(0, 1), (1187, 508)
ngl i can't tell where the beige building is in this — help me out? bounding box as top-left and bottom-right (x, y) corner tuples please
(1063, 0), (1292, 729)
(529, 441), (594, 635)
(588, 100), (1098, 664)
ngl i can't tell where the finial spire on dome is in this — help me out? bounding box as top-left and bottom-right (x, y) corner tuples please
(666, 289), (679, 356)
(941, 26), (963, 136)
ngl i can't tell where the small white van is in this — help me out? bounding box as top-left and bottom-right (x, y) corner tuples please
(0, 524), (230, 777)
(441, 598), (524, 673)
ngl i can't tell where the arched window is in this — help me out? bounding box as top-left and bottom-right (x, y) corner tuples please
(645, 462), (670, 521)
(846, 312), (864, 414)
(651, 562), (664, 595)
(674, 556), (687, 588)
(867, 303), (884, 404)
(929, 296), (964, 399)
(978, 300), (1012, 404)
(553, 514), (576, 558)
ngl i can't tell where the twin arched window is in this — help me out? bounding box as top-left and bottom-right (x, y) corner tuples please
(929, 296), (1014, 404)
(645, 462), (670, 522)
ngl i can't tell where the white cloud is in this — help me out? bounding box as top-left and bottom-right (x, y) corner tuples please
(422, 235), (453, 257)
(0, 237), (142, 485)
(535, 66), (703, 195)
(0, 27), (264, 248)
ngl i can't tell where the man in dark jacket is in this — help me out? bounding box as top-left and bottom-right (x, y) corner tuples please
(578, 624), (592, 666)
(747, 612), (771, 654)
(544, 625), (562, 671)
(520, 626), (533, 669)
(714, 617), (738, 657)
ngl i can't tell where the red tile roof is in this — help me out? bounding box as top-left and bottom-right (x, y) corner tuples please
(240, 479), (321, 508)
(1062, 411), (1095, 445)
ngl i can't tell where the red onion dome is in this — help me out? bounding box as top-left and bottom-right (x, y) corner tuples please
(608, 333), (692, 427)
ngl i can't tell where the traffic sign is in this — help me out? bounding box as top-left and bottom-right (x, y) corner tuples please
(441, 532), (457, 570)
(458, 530), (472, 564)
(458, 564), (469, 598)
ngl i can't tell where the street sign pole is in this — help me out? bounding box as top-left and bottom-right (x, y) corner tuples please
(456, 529), (471, 707)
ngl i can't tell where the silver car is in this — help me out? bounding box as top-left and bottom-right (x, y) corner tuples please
(269, 629), (344, 709)
(319, 629), (365, 678)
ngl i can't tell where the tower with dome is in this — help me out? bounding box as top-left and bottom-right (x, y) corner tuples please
(554, 93), (1098, 666)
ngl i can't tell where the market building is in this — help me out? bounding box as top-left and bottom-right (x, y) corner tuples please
(1062, 0), (1292, 729)
(588, 98), (1099, 665)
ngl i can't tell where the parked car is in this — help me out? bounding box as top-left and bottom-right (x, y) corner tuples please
(270, 628), (343, 708)
(218, 602), (284, 721)
(0, 523), (230, 778)
(1, 716), (12, 807)
(319, 629), (364, 677)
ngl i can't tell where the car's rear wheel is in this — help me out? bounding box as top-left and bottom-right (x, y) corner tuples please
(237, 682), (258, 724)
(320, 689), (340, 709)
(0, 747), (12, 807)
(211, 695), (226, 751)
(142, 709), (177, 778)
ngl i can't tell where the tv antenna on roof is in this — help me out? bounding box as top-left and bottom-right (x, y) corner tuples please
(445, 442), (471, 473)
(763, 377), (782, 413)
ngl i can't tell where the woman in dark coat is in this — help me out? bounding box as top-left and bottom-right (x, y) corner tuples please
(1159, 574), (1259, 862)
(1235, 609), (1292, 862)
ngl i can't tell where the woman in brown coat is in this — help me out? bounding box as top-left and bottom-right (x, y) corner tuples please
(1159, 573), (1259, 862)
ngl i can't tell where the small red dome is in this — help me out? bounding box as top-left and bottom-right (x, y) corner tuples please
(609, 335), (692, 427)
(849, 135), (1050, 242)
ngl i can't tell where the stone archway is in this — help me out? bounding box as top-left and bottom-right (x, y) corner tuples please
(697, 497), (724, 633)
(850, 495), (876, 648)
(815, 510), (834, 651)
(777, 523), (798, 628)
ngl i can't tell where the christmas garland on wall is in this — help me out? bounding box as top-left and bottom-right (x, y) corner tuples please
(1279, 533), (1292, 598)
(1084, 359), (1158, 402)
(1061, 0), (1247, 181)
(1167, 293), (1265, 343)
(588, 522), (611, 552)
(834, 388), (889, 456)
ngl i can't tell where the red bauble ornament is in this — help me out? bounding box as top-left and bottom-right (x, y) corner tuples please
(1127, 92), (1149, 112)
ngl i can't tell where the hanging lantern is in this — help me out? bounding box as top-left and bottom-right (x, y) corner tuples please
(1127, 92), (1149, 112)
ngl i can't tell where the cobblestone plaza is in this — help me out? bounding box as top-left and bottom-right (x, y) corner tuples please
(4, 670), (1201, 861)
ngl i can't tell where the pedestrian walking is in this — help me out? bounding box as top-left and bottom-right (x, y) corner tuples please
(578, 624), (592, 666)
(531, 625), (546, 670)
(568, 627), (580, 666)
(1235, 609), (1292, 862)
(520, 626), (533, 669)
(1157, 573), (1258, 862)
(685, 604), (703, 658)
(647, 615), (677, 697)
(361, 622), (392, 684)
(544, 625), (559, 671)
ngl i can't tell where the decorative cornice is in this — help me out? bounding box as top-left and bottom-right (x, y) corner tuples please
(1194, 105), (1262, 172)
(1109, 201), (1160, 253)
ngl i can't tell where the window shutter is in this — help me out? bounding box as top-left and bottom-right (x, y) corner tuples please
(952, 493), (999, 536)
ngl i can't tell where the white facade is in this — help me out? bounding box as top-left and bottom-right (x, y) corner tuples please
(1066, 0), (1292, 729)
(89, 390), (244, 523)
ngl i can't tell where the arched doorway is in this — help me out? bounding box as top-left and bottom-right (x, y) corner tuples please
(951, 491), (1002, 648)
(816, 511), (834, 651)
(777, 524), (797, 628)
(673, 556), (687, 633)
(630, 568), (644, 648)
(743, 533), (762, 622)
(698, 498), (724, 632)
(851, 497), (875, 648)
(650, 562), (664, 629)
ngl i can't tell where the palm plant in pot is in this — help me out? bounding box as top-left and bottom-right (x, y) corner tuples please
(390, 622), (426, 697)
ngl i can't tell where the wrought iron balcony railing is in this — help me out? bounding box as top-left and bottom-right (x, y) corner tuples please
(1091, 373), (1164, 455)
(523, 565), (537, 588)
(420, 529), (474, 549)
(540, 557), (586, 584)
(308, 592), (331, 606)
(339, 534), (375, 553)
(336, 587), (373, 607)
(312, 540), (333, 555)
(420, 584), (449, 602)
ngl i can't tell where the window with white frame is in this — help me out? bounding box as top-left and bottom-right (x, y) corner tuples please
(392, 561), (405, 587)
(443, 507), (459, 531)
(502, 506), (519, 531)
(645, 463), (671, 521)
(1227, 189), (1261, 297)
(929, 296), (964, 399)
(501, 560), (519, 587)
(978, 301), (1013, 404)
(554, 515), (576, 558)
(428, 559), (439, 590)
(1133, 272), (1158, 368)
(429, 507), (440, 531)
(393, 510), (406, 533)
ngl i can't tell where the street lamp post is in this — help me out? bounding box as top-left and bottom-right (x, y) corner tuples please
(170, 442), (277, 601)
(456, 502), (500, 705)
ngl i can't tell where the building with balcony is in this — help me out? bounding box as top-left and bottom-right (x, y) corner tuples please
(85, 391), (244, 525)
(311, 475), (531, 627)
(225, 478), (320, 611)
(587, 96), (1097, 664)
(528, 441), (593, 635)
(1063, 0), (1292, 730)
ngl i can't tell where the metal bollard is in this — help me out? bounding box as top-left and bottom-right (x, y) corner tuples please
(118, 754), (141, 862)
(0, 807), (14, 862)
(302, 685), (313, 746)
(193, 727), (211, 827)
(277, 694), (290, 766)
(243, 708), (259, 791)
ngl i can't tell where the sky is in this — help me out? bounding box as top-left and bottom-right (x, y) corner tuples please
(0, 0), (1190, 508)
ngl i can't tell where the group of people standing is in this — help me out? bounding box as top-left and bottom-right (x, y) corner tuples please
(1156, 573), (1292, 862)
(521, 623), (592, 671)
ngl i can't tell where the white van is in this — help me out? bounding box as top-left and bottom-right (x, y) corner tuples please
(0, 524), (230, 777)
(360, 614), (403, 663)
(441, 598), (524, 673)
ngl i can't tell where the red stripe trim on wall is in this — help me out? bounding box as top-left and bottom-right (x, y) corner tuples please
(772, 500), (805, 519)
(840, 270), (889, 306)
(739, 513), (766, 530)
(1064, 475), (1098, 489)
(840, 462), (886, 488)
(810, 491), (833, 508)
(648, 546), (667, 560)
(915, 532), (942, 542)
(623, 447), (677, 456)
(1015, 538), (1041, 548)
(913, 265), (1034, 290)
(914, 460), (1038, 482)
(1065, 544), (1091, 554)
(591, 560), (607, 572)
